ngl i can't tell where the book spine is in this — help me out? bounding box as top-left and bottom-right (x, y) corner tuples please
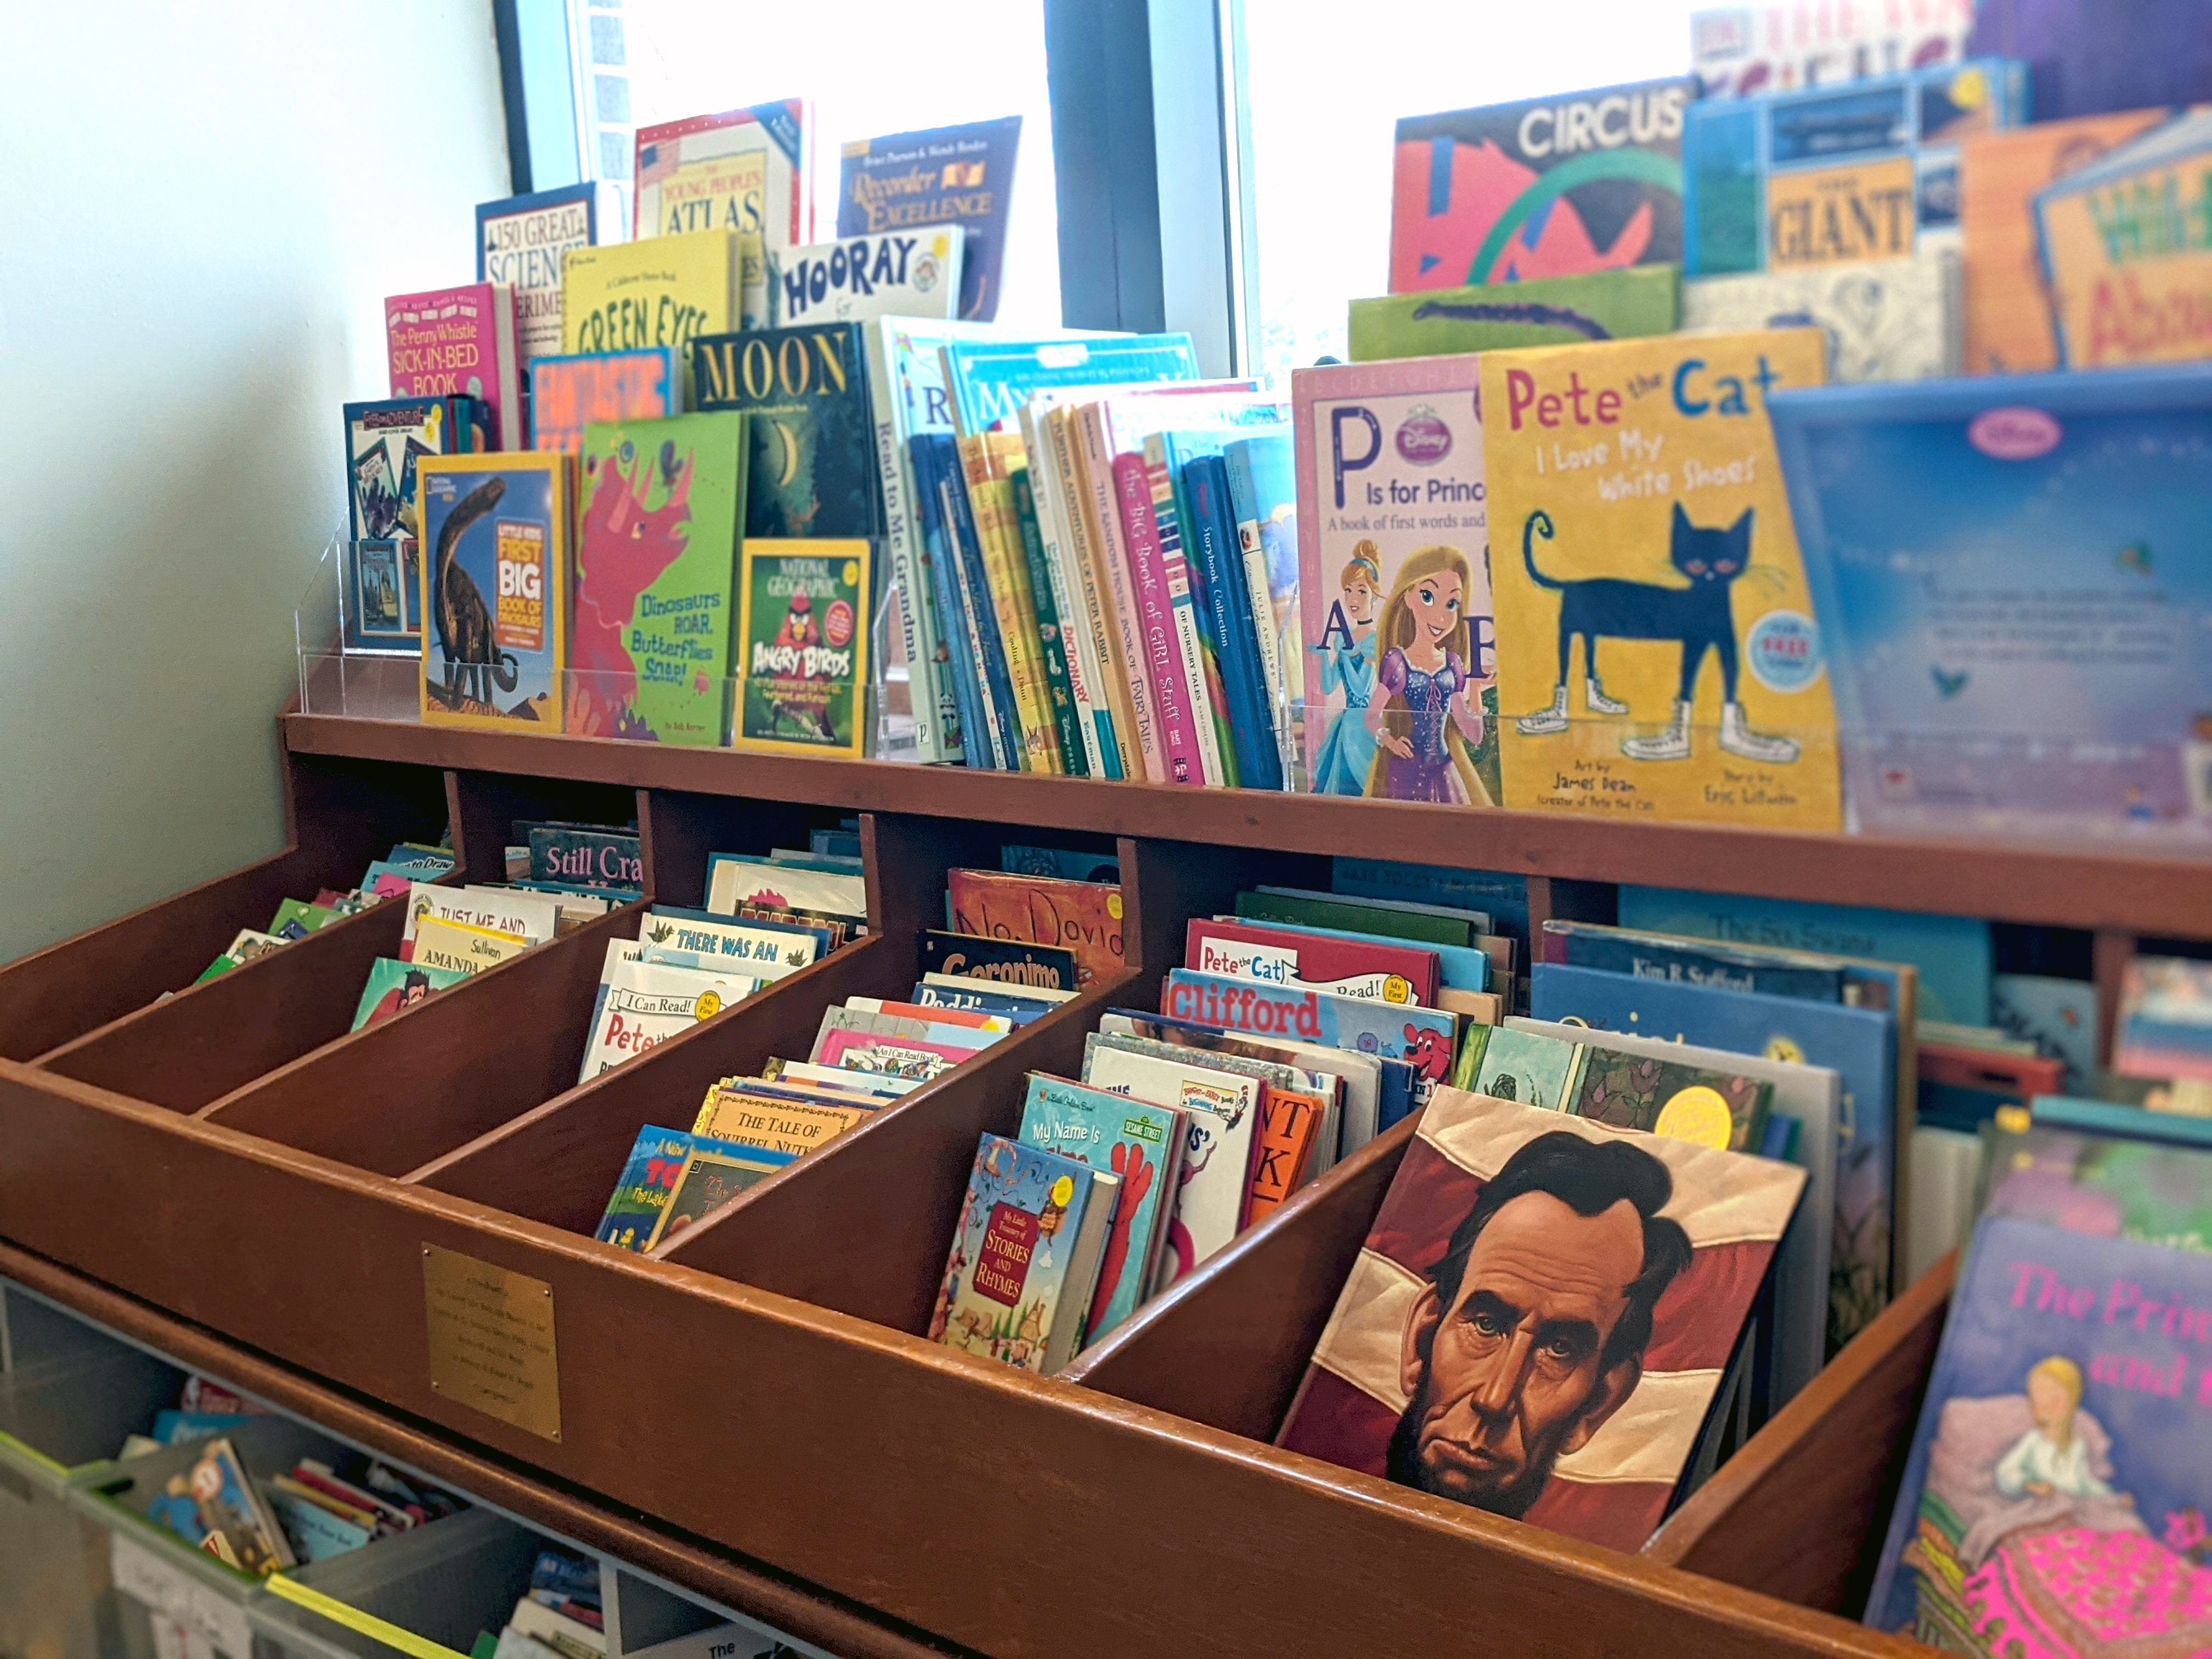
(1111, 453), (1205, 787)
(1188, 462), (1272, 791)
(867, 328), (951, 762)
(1162, 442), (1242, 789)
(1139, 445), (1224, 787)
(1011, 464), (1090, 776)
(907, 435), (992, 769)
(958, 439), (1059, 773)
(1223, 445), (1295, 786)
(1076, 409), (1163, 782)
(1019, 404), (1109, 779)
(936, 440), (1024, 769)
(1048, 409), (1131, 780)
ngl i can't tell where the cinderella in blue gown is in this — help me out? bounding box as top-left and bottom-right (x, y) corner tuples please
(1310, 630), (1378, 795)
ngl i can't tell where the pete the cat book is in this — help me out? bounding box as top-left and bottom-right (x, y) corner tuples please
(1481, 328), (1840, 830)
(417, 453), (569, 731)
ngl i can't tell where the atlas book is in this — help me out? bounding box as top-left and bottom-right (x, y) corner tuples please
(477, 183), (622, 366)
(530, 348), (678, 455)
(1294, 356), (1499, 805)
(1481, 329), (1840, 829)
(633, 101), (814, 327)
(573, 411), (747, 745)
(1350, 266), (1681, 362)
(1682, 245), (1962, 382)
(946, 870), (1124, 988)
(838, 116), (1022, 321)
(1864, 1217), (2212, 1656)
(769, 228), (963, 326)
(416, 453), (569, 731)
(1768, 364), (2212, 847)
(1391, 78), (1692, 292)
(1275, 1086), (1803, 1551)
(342, 395), (470, 655)
(732, 539), (872, 758)
(560, 232), (742, 365)
(691, 321), (881, 538)
(385, 283), (522, 450)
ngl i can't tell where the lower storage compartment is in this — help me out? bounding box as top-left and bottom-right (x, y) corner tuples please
(252, 1508), (545, 1659)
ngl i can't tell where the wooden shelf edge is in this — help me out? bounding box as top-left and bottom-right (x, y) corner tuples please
(281, 713), (2212, 937)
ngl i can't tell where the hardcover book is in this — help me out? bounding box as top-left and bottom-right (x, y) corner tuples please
(928, 1133), (1117, 1375)
(1186, 918), (1442, 1006)
(560, 233), (742, 364)
(1539, 918), (1847, 1001)
(595, 1126), (695, 1250)
(940, 334), (1200, 436)
(1682, 244), (1962, 382)
(1481, 329), (1840, 829)
(580, 958), (754, 1082)
(477, 183), (621, 365)
(403, 882), (557, 946)
(342, 396), (466, 655)
(692, 1088), (864, 1156)
(634, 101), (813, 328)
(692, 323), (879, 538)
(1983, 1113), (2212, 1255)
(838, 117), (1022, 321)
(814, 1028), (972, 1081)
(704, 852), (865, 920)
(143, 1437), (295, 1575)
(769, 228), (963, 326)
(1275, 1086), (1804, 1551)
(1223, 430), (1302, 780)
(1235, 887), (1481, 948)
(407, 916), (526, 977)
(416, 454), (569, 731)
(1390, 78), (1694, 292)
(640, 907), (819, 980)
(644, 1143), (794, 1250)
(529, 825), (644, 891)
(1082, 1042), (1261, 1294)
(1161, 969), (1459, 1091)
(530, 349), (678, 455)
(385, 284), (522, 449)
(1293, 356), (1499, 804)
(918, 929), (1079, 992)
(731, 539), (872, 758)
(1099, 1008), (1379, 1158)
(1350, 266), (1681, 362)
(946, 870), (1124, 988)
(1768, 365), (2212, 847)
(1863, 1217), (2212, 1654)
(574, 411), (747, 745)
(351, 959), (468, 1030)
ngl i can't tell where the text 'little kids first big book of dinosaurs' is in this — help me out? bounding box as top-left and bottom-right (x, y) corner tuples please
(1481, 328), (1840, 830)
(418, 453), (569, 731)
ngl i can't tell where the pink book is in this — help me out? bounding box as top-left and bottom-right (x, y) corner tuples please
(1111, 452), (1205, 786)
(814, 1027), (978, 1080)
(385, 284), (521, 449)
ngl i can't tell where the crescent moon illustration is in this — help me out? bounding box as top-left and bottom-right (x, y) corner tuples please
(772, 420), (799, 488)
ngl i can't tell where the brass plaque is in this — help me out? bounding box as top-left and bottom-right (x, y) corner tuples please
(421, 1243), (562, 1442)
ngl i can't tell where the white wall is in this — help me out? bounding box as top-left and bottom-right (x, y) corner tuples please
(0, 3), (511, 962)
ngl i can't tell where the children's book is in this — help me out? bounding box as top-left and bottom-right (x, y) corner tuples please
(1390, 78), (1694, 291)
(1016, 1074), (1186, 1342)
(268, 899), (341, 939)
(1099, 1009), (1378, 1157)
(691, 323), (879, 538)
(634, 102), (813, 328)
(1983, 1111), (2212, 1255)
(1276, 1086), (1803, 1553)
(769, 228), (963, 327)
(529, 825), (644, 892)
(940, 335), (1201, 437)
(1292, 356), (1498, 804)
(946, 870), (1124, 989)
(694, 1085), (866, 1156)
(417, 454), (569, 731)
(1162, 969), (1459, 1091)
(573, 411), (747, 745)
(917, 930), (1079, 992)
(1235, 888), (1480, 949)
(1692, 0), (1976, 99)
(1087, 1030), (1336, 1174)
(1247, 1086), (1326, 1225)
(811, 1006), (997, 1057)
(579, 958), (754, 1082)
(1540, 918), (1846, 1001)
(838, 117), (1022, 321)
(644, 1143), (794, 1251)
(1351, 266), (1681, 362)
(530, 349), (678, 456)
(928, 1134), (1118, 1374)
(1222, 429), (1301, 781)
(351, 959), (469, 1031)
(1863, 1217), (2212, 1653)
(267, 1485), (374, 1564)
(1481, 329), (1839, 828)
(342, 396), (467, 656)
(1330, 857), (1529, 943)
(1991, 974), (2098, 1095)
(560, 232), (742, 365)
(813, 1028), (974, 1081)
(1768, 364), (2212, 848)
(2114, 956), (2212, 1082)
(1683, 245), (1961, 382)
(385, 284), (523, 449)
(1081, 1043), (1261, 1293)
(1186, 918), (1441, 1007)
(706, 853), (865, 921)
(408, 917), (527, 977)
(144, 1437), (296, 1575)
(477, 184), (621, 366)
(731, 539), (872, 758)
(595, 1126), (696, 1249)
(404, 883), (557, 947)
(639, 909), (819, 980)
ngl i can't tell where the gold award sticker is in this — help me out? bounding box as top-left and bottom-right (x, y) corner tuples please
(1107, 893), (1124, 920)
(1383, 974), (1412, 1005)
(693, 990), (722, 1020)
(841, 560), (861, 588)
(1763, 1035), (1805, 1065)
(1653, 1085), (1735, 1149)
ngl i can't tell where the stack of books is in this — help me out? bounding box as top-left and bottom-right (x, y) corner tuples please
(193, 840), (455, 985)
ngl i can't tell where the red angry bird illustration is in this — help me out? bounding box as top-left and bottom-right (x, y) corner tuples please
(775, 590), (819, 653)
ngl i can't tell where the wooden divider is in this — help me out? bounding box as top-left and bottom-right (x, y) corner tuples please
(445, 770), (645, 888)
(634, 788), (855, 910)
(0, 754), (450, 1062)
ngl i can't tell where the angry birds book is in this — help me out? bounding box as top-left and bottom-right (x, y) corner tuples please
(732, 539), (873, 758)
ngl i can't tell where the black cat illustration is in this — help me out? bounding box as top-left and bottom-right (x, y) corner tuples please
(433, 477), (520, 708)
(1513, 504), (1799, 764)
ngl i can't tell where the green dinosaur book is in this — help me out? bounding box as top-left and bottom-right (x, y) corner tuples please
(733, 539), (873, 759)
(690, 323), (882, 541)
(1347, 265), (1680, 363)
(573, 411), (748, 745)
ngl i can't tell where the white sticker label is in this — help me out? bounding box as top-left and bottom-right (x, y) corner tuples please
(109, 1532), (253, 1659)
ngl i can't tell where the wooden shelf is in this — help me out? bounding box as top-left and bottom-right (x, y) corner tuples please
(285, 713), (2212, 938)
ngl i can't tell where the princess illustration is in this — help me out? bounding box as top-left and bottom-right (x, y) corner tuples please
(1364, 544), (1492, 805)
(1309, 545), (1380, 795)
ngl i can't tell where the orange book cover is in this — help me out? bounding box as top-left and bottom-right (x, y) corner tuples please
(1246, 1086), (1325, 1226)
(946, 870), (1124, 989)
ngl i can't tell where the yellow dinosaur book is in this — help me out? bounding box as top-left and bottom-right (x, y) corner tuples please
(1481, 330), (1840, 830)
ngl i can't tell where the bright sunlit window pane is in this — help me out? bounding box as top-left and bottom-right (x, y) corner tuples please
(572, 0), (1063, 329)
(1242, 0), (1707, 381)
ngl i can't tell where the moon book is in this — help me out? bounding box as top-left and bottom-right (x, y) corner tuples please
(416, 453), (569, 731)
(732, 539), (872, 759)
(574, 411), (747, 746)
(691, 323), (882, 540)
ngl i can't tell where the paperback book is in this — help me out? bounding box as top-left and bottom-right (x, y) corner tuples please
(769, 228), (963, 326)
(633, 101), (813, 327)
(837, 117), (1022, 321)
(1681, 245), (1962, 382)
(1350, 266), (1681, 362)
(342, 396), (467, 656)
(385, 284), (522, 450)
(477, 184), (620, 365)
(731, 539), (872, 758)
(560, 233), (742, 364)
(946, 870), (1122, 988)
(416, 454), (568, 731)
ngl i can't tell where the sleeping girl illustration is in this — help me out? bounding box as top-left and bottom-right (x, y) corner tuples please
(1364, 544), (1493, 805)
(1308, 545), (1380, 795)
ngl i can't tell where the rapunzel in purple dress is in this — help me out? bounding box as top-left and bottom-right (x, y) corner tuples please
(1367, 647), (1488, 804)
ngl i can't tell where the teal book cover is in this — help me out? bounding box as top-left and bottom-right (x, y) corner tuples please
(941, 334), (1199, 436)
(1017, 1074), (1181, 1344)
(529, 825), (644, 893)
(691, 325), (882, 540)
(574, 411), (747, 745)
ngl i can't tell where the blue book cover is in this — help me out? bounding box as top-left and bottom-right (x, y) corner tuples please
(1222, 432), (1301, 782)
(1770, 365), (2212, 850)
(1184, 452), (1281, 791)
(1993, 974), (2098, 1096)
(1000, 844), (1120, 883)
(1017, 1074), (1181, 1342)
(907, 982), (1054, 1024)
(1617, 885), (1990, 1025)
(1532, 960), (1895, 1346)
(1543, 921), (1846, 1001)
(838, 118), (1022, 321)
(941, 335), (1200, 436)
(1162, 968), (1458, 1091)
(2034, 1094), (2212, 1153)
(929, 1133), (1105, 1371)
(913, 431), (1010, 766)
(906, 430), (995, 769)
(1330, 857), (1530, 944)
(923, 432), (1024, 768)
(1863, 1216), (2212, 1649)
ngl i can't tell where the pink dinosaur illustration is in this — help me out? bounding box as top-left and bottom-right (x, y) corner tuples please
(571, 439), (694, 737)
